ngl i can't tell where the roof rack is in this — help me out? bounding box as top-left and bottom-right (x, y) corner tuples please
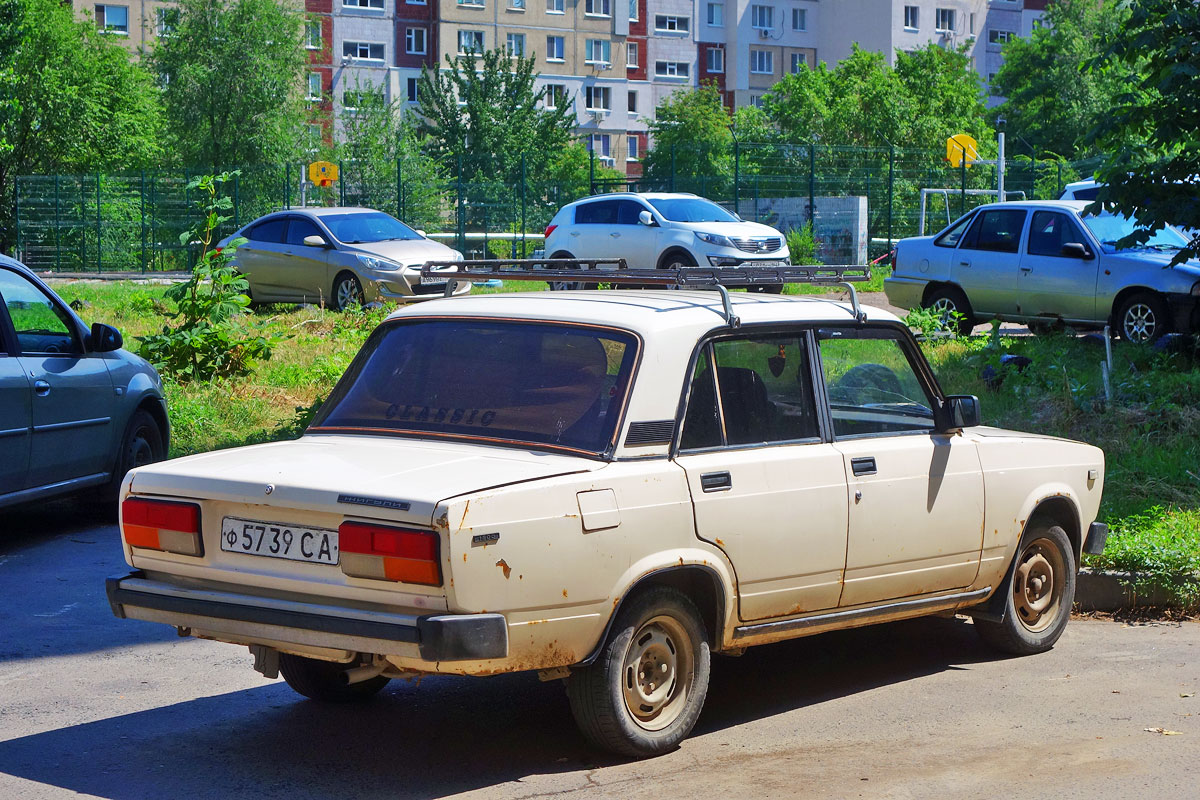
(420, 259), (872, 326)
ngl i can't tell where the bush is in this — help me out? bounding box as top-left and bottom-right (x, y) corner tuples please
(785, 222), (821, 265)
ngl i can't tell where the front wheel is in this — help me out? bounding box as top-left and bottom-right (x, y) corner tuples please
(567, 588), (710, 757)
(332, 272), (364, 311)
(1116, 292), (1169, 343)
(99, 410), (164, 502)
(278, 653), (390, 702)
(546, 251), (586, 291)
(974, 524), (1076, 656)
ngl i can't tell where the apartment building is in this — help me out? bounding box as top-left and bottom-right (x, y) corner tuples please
(73, 0), (179, 52)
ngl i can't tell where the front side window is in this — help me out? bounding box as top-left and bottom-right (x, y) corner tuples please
(286, 217), (325, 246)
(817, 328), (935, 438)
(962, 209), (1027, 254)
(314, 320), (638, 456)
(0, 270), (79, 355)
(1027, 211), (1088, 257)
(647, 197), (738, 223)
(680, 333), (820, 449)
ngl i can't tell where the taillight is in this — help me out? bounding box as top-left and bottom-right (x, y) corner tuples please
(122, 497), (203, 557)
(339, 522), (442, 586)
(544, 224), (557, 239)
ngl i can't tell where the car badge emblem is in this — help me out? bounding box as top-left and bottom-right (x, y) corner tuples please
(265, 484), (274, 495)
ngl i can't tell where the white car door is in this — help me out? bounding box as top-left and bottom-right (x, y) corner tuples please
(954, 207), (1029, 317)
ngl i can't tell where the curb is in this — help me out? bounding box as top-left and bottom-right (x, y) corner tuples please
(1075, 568), (1194, 611)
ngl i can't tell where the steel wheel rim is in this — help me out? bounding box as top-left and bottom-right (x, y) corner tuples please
(337, 278), (362, 308)
(621, 614), (694, 731)
(1123, 303), (1156, 342)
(128, 427), (156, 468)
(1012, 538), (1065, 633)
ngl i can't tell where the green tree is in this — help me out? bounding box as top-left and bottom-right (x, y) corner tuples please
(1089, 0), (1200, 261)
(992, 0), (1132, 159)
(0, 0), (163, 250)
(641, 83), (734, 188)
(153, 0), (307, 172)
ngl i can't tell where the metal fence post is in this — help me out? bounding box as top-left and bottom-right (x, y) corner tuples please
(887, 144), (895, 251)
(284, 163), (290, 210)
(733, 140), (740, 214)
(233, 173), (239, 228)
(54, 175), (62, 271)
(589, 149), (595, 195)
(339, 162), (346, 207)
(1057, 161), (1063, 197)
(456, 152), (465, 254)
(670, 144), (676, 192)
(960, 159), (967, 217)
(140, 170), (147, 273)
(13, 177), (20, 264)
(808, 144), (816, 224)
(95, 172), (102, 273)
(520, 152), (527, 257)
(396, 157), (403, 221)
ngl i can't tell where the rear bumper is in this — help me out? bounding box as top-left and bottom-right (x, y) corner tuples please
(883, 275), (927, 311)
(106, 570), (507, 662)
(1083, 522), (1108, 555)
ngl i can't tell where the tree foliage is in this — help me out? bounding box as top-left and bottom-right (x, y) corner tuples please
(992, 0), (1132, 159)
(153, 0), (307, 172)
(641, 83), (733, 186)
(1089, 0), (1200, 262)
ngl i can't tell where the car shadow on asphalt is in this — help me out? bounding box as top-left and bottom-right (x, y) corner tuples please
(0, 616), (1007, 799)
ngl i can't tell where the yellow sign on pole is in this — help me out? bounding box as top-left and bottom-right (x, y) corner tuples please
(308, 160), (339, 187)
(946, 134), (979, 168)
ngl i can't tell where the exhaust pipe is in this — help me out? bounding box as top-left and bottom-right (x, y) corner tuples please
(340, 663), (387, 685)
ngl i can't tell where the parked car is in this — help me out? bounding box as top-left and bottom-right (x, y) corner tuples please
(543, 193), (790, 291)
(219, 207), (469, 310)
(1060, 178), (1199, 243)
(108, 276), (1106, 757)
(884, 200), (1200, 341)
(0, 255), (168, 509)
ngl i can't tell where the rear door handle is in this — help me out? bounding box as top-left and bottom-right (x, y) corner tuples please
(1020, 267), (1032, 274)
(700, 471), (732, 492)
(851, 457), (877, 477)
(610, 232), (620, 237)
(34, 379), (50, 396)
(958, 260), (971, 267)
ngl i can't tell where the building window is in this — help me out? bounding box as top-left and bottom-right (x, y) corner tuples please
(457, 0), (485, 6)
(589, 134), (612, 158)
(627, 41), (639, 67)
(706, 47), (724, 73)
(544, 83), (567, 108)
(585, 86), (611, 111)
(790, 52), (807, 73)
(654, 15), (689, 33)
(988, 29), (1015, 44)
(458, 30), (484, 54)
(935, 8), (955, 32)
(406, 77), (419, 102)
(627, 136), (639, 161)
(585, 39), (611, 65)
(343, 41), (385, 61)
(903, 5), (918, 30)
(628, 90), (638, 113)
(95, 5), (129, 35)
(304, 18), (321, 49)
(510, 0), (526, 9)
(307, 124), (323, 152)
(546, 35), (564, 61)
(750, 49), (772, 74)
(156, 7), (179, 37)
(750, 94), (764, 109)
(506, 33), (525, 55)
(307, 73), (322, 102)
(405, 27), (427, 55)
(655, 60), (689, 78)
(343, 0), (384, 9)
(342, 88), (383, 112)
(750, 4), (773, 30)
(585, 0), (611, 17)
(707, 2), (723, 26)
(547, 0), (563, 11)
(791, 8), (806, 31)
(969, 12), (976, 34)
(629, 0), (638, 21)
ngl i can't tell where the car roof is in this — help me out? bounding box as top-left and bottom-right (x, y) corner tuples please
(244, 207), (383, 223)
(386, 290), (899, 338)
(1061, 178), (1098, 191)
(0, 252), (27, 272)
(972, 199), (1091, 212)
(568, 192), (703, 205)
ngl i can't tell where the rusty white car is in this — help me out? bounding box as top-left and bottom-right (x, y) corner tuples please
(107, 269), (1107, 757)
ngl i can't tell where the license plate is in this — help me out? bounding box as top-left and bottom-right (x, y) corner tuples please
(220, 517), (339, 565)
(740, 260), (787, 268)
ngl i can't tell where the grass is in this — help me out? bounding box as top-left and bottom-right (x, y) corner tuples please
(55, 278), (1200, 606)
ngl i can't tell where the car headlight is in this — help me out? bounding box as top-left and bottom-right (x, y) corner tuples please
(356, 253), (404, 271)
(696, 232), (735, 249)
(452, 250), (464, 262)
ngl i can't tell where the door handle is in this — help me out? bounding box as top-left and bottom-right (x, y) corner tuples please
(958, 260), (971, 267)
(34, 379), (50, 396)
(610, 232), (620, 237)
(700, 471), (732, 492)
(569, 231), (580, 237)
(1020, 267), (1032, 274)
(851, 457), (877, 477)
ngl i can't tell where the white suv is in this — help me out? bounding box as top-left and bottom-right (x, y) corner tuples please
(543, 193), (790, 286)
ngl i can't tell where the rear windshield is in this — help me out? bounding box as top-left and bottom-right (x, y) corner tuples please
(312, 320), (639, 455)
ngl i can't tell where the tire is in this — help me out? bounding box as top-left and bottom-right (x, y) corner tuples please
(567, 587), (710, 758)
(332, 272), (364, 311)
(923, 285), (975, 337)
(1025, 319), (1056, 336)
(101, 410), (164, 502)
(974, 524), (1076, 656)
(547, 251), (586, 291)
(278, 653), (390, 702)
(659, 250), (697, 271)
(1116, 292), (1169, 344)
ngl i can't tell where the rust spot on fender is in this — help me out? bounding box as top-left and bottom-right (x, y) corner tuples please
(462, 553), (467, 562)
(562, 589), (568, 598)
(455, 501), (470, 532)
(475, 641), (578, 675)
(496, 559), (512, 579)
(715, 538), (725, 546)
(435, 512), (449, 530)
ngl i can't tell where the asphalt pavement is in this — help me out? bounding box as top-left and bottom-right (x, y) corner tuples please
(1, 501), (1196, 800)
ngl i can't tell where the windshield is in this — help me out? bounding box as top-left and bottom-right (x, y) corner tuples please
(313, 320), (639, 456)
(1082, 212), (1189, 253)
(321, 212), (422, 244)
(646, 197), (740, 223)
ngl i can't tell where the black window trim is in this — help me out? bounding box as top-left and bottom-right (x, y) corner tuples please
(934, 210), (978, 249)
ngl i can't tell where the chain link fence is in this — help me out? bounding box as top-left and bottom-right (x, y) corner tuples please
(13, 146), (1093, 273)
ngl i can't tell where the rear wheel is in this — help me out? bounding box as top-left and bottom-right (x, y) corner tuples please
(567, 587), (710, 757)
(278, 653), (390, 702)
(924, 285), (975, 337)
(1116, 292), (1169, 343)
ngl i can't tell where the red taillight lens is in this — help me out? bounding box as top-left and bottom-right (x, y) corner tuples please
(121, 498), (203, 556)
(339, 522), (441, 586)
(544, 224), (557, 239)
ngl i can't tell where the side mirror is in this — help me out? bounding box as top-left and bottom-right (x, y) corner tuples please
(416, 229), (427, 237)
(1060, 242), (1091, 259)
(302, 234), (330, 248)
(88, 322), (123, 353)
(939, 394), (980, 430)
(637, 210), (657, 227)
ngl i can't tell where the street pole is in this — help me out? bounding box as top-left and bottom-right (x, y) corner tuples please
(997, 130), (1006, 202)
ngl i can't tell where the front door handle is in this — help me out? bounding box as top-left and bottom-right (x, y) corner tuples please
(610, 232), (620, 237)
(33, 379), (51, 396)
(1020, 267), (1032, 274)
(700, 471), (732, 492)
(851, 457), (877, 477)
(958, 260), (971, 267)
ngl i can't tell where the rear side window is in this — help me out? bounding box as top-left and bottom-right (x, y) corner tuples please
(574, 200), (621, 225)
(961, 209), (1027, 254)
(247, 218), (287, 243)
(934, 212), (975, 248)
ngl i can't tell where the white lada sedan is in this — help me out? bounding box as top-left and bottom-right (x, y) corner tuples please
(108, 282), (1107, 757)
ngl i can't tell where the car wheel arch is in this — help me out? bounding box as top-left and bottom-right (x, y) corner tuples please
(657, 248), (698, 270)
(920, 280), (968, 306)
(1109, 285), (1163, 327)
(1026, 495), (1083, 564)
